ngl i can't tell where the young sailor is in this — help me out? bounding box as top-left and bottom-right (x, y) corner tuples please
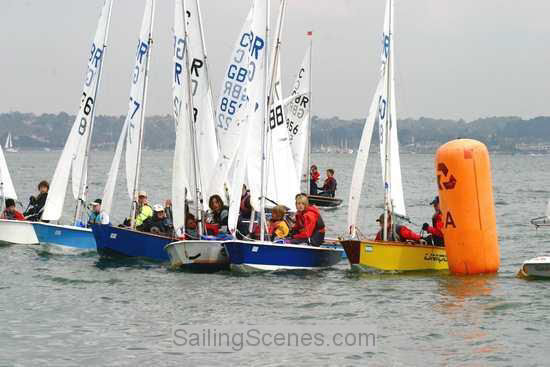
(24, 180), (49, 221)
(291, 194), (325, 246)
(375, 213), (423, 243)
(1, 198), (25, 220)
(207, 195), (229, 234)
(185, 214), (199, 239)
(134, 191), (153, 227)
(87, 199), (110, 227)
(422, 196), (444, 246)
(319, 169), (337, 197)
(137, 204), (173, 236)
(310, 165), (320, 195)
(268, 205), (290, 240)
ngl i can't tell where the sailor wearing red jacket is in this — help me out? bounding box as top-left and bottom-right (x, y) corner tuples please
(422, 196), (445, 246)
(1, 198), (25, 221)
(309, 165), (320, 195)
(375, 213), (422, 243)
(291, 195), (325, 246)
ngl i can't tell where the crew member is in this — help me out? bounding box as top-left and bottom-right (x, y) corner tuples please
(375, 213), (423, 243)
(268, 205), (290, 240)
(291, 194), (325, 246)
(134, 191), (153, 227)
(137, 204), (173, 236)
(87, 199), (110, 227)
(1, 198), (25, 220)
(422, 196), (444, 246)
(24, 180), (49, 221)
(310, 165), (320, 195)
(319, 169), (337, 197)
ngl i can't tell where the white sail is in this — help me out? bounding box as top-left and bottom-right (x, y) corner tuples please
(347, 79), (383, 237)
(264, 0), (298, 210)
(5, 134), (12, 150)
(227, 120), (251, 233)
(42, 0), (112, 221)
(0, 144), (17, 200)
(101, 118), (129, 217)
(245, 0), (269, 210)
(172, 0), (194, 235)
(286, 45), (311, 188)
(183, 0), (218, 201)
(377, 0), (405, 217)
(125, 0), (155, 201)
(208, 8), (253, 198)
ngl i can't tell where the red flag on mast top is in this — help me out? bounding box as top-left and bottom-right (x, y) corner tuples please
(307, 31), (313, 36)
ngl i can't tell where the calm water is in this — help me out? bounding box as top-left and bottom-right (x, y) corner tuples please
(1, 150), (550, 366)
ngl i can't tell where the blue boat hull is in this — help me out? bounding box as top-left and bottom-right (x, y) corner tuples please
(223, 240), (342, 271)
(32, 223), (95, 251)
(91, 224), (173, 261)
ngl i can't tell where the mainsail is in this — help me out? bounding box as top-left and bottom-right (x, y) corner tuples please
(42, 0), (112, 222)
(347, 0), (406, 237)
(207, 8), (253, 198)
(102, 0), (154, 220)
(0, 144), (17, 200)
(125, 0), (155, 206)
(264, 0), (298, 210)
(286, 43), (312, 189)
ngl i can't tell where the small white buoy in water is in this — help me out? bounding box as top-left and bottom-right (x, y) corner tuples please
(518, 256), (550, 278)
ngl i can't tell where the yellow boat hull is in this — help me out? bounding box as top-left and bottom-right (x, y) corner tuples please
(340, 240), (448, 271)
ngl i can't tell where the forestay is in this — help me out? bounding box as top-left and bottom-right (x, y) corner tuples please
(285, 45), (311, 189)
(0, 144), (17, 200)
(42, 0), (113, 221)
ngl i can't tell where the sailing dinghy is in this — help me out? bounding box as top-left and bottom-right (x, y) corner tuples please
(4, 133), (17, 153)
(32, 0), (113, 253)
(0, 140), (38, 245)
(91, 0), (176, 262)
(339, 0), (447, 272)
(284, 34), (342, 208)
(164, 0), (230, 271)
(220, 0), (341, 271)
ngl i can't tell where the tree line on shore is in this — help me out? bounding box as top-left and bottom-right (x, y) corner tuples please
(1, 111), (549, 152)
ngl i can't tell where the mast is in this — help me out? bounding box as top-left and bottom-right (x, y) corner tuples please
(73, 1), (113, 225)
(306, 32), (312, 193)
(259, 0), (271, 241)
(130, 2), (155, 228)
(382, 0), (393, 241)
(182, 0), (205, 236)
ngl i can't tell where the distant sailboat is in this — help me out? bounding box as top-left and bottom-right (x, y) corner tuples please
(4, 133), (17, 153)
(340, 0), (447, 271)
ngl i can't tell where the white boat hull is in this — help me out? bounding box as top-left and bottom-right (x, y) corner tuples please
(519, 256), (550, 278)
(164, 240), (229, 272)
(0, 219), (39, 245)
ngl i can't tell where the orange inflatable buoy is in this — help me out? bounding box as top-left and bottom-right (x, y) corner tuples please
(435, 139), (500, 275)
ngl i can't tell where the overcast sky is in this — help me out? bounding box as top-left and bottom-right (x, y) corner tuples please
(1, 0), (549, 121)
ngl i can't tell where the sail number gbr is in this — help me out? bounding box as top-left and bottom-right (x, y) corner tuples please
(78, 92), (95, 136)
